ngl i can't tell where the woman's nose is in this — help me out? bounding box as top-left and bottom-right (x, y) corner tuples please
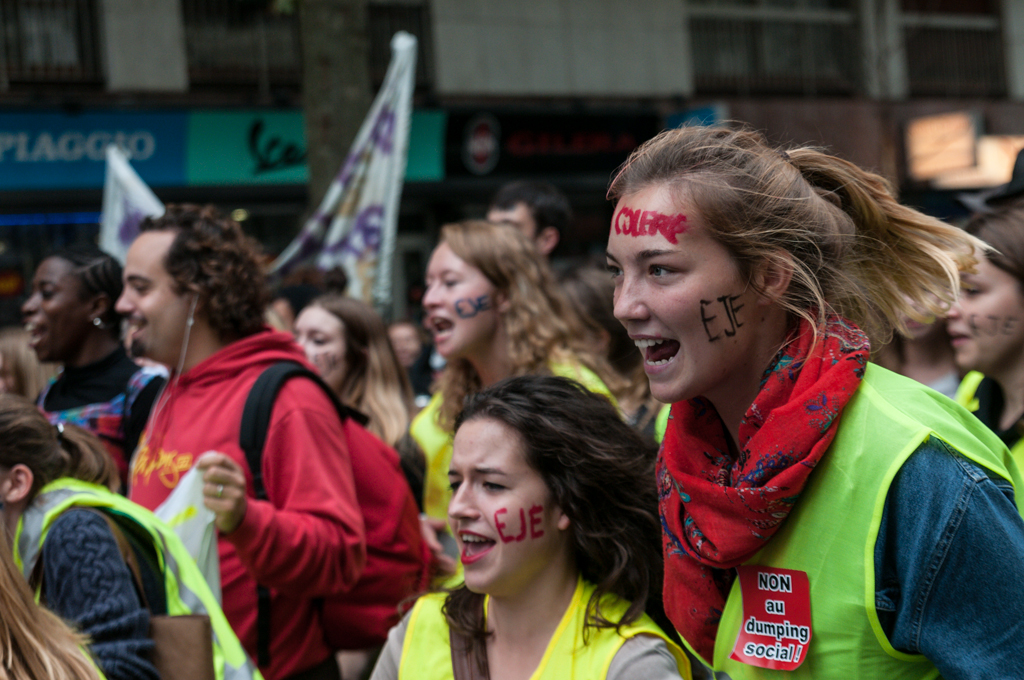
(448, 484), (478, 521)
(21, 293), (38, 317)
(613, 277), (649, 324)
(422, 283), (442, 309)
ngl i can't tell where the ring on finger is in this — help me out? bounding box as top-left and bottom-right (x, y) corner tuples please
(216, 484), (224, 498)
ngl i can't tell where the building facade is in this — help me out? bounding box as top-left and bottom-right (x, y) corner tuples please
(0, 0), (1018, 322)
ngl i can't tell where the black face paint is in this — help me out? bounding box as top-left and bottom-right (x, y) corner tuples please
(968, 314), (1021, 337)
(312, 352), (342, 375)
(700, 294), (745, 342)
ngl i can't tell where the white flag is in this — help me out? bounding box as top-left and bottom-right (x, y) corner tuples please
(270, 31), (417, 312)
(100, 145), (165, 264)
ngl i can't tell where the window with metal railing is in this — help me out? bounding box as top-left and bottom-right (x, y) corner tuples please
(0, 0), (102, 88)
(180, 1), (432, 94)
(902, 0), (1005, 98)
(689, 0), (860, 96)
(181, 0), (301, 91)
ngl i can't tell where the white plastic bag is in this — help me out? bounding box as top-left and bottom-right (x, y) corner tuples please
(153, 461), (221, 603)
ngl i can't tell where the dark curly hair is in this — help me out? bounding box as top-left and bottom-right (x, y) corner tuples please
(139, 204), (268, 341)
(47, 244), (124, 337)
(443, 375), (661, 670)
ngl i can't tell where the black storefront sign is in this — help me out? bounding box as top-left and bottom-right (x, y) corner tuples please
(446, 111), (660, 177)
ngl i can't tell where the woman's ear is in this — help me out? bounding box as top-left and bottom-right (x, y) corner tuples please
(753, 251), (795, 305)
(494, 292), (512, 315)
(88, 293), (112, 323)
(0, 464), (34, 505)
(556, 510), (571, 531)
(534, 226), (560, 257)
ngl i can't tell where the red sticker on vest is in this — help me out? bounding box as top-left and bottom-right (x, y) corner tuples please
(729, 566), (812, 671)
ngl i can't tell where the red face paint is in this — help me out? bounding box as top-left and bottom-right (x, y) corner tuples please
(495, 505), (546, 542)
(528, 504), (544, 538)
(612, 207), (687, 243)
(495, 508), (514, 543)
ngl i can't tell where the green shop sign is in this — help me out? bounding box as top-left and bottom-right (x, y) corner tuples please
(186, 109), (445, 186)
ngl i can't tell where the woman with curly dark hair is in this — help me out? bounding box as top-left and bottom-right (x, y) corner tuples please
(371, 375), (691, 680)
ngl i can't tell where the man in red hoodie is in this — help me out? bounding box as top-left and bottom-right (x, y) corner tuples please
(116, 204), (366, 680)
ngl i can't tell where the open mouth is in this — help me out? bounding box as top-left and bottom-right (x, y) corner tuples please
(635, 338), (680, 366)
(459, 532), (496, 564)
(430, 317), (454, 337)
(24, 321), (44, 348)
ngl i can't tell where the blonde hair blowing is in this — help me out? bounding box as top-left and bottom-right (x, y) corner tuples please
(608, 125), (982, 348)
(435, 220), (620, 429)
(0, 527), (100, 680)
(308, 295), (413, 447)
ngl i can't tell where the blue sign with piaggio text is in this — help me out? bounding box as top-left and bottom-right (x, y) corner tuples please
(0, 111), (187, 190)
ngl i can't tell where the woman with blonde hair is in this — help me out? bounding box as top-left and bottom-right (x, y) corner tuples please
(606, 124), (1024, 678)
(0, 326), (58, 398)
(0, 525), (100, 680)
(295, 294), (415, 449)
(412, 220), (620, 529)
(294, 296), (431, 674)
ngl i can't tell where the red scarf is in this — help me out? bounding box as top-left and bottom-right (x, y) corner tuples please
(658, 316), (869, 663)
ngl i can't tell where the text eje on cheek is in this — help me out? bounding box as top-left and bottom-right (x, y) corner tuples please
(613, 207), (688, 243)
(494, 505), (545, 542)
(454, 295), (491, 319)
(968, 314), (1020, 337)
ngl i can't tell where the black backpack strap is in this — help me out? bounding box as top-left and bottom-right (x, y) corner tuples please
(238, 361), (368, 667)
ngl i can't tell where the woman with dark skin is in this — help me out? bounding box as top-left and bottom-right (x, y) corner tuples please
(21, 245), (165, 489)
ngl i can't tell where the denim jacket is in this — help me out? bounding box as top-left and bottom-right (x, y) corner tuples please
(692, 437), (1024, 680)
(873, 436), (1024, 679)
